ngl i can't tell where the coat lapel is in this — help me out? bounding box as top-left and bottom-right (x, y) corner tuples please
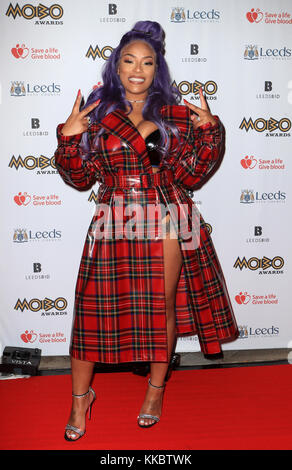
(99, 110), (151, 168)
(98, 106), (193, 172)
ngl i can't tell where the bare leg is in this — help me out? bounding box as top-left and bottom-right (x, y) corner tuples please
(138, 234), (183, 426)
(65, 357), (95, 440)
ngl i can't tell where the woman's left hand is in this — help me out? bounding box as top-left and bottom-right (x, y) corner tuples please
(183, 87), (217, 130)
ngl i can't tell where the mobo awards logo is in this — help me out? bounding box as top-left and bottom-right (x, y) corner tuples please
(5, 3), (64, 24)
(172, 80), (217, 100)
(86, 44), (113, 61)
(239, 116), (291, 137)
(233, 255), (284, 274)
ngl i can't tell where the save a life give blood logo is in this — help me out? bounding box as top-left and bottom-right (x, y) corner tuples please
(11, 43), (60, 59)
(14, 192), (62, 206)
(11, 43), (29, 58)
(20, 330), (67, 344)
(14, 192), (31, 206)
(246, 8), (292, 24)
(246, 8), (263, 23)
(21, 329), (37, 343)
(240, 156), (257, 169)
(240, 156), (285, 170)
(235, 291), (279, 305)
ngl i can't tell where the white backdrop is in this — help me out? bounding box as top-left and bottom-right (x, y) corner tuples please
(0, 0), (291, 357)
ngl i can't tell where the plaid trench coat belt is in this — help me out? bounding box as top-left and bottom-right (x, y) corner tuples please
(54, 105), (239, 364)
(101, 168), (174, 188)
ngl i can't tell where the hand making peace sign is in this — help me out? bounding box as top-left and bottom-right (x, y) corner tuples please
(183, 87), (217, 130)
(61, 90), (100, 136)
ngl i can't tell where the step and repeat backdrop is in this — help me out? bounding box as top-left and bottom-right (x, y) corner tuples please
(0, 0), (291, 357)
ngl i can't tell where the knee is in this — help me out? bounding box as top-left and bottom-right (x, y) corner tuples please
(165, 295), (175, 319)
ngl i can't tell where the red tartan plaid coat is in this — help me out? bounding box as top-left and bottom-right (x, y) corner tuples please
(54, 105), (239, 363)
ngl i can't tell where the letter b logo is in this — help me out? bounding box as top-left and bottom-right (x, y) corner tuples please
(33, 263), (42, 273)
(31, 118), (40, 129)
(190, 44), (199, 55)
(265, 81), (272, 92)
(108, 4), (117, 14)
(254, 226), (262, 236)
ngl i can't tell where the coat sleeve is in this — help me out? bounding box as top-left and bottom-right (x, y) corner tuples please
(54, 123), (103, 190)
(174, 113), (224, 191)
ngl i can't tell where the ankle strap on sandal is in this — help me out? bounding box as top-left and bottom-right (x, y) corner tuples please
(148, 378), (165, 389)
(72, 387), (92, 398)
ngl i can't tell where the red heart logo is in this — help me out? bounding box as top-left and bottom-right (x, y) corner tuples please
(20, 193), (26, 203)
(235, 294), (244, 304)
(11, 47), (20, 58)
(252, 11), (258, 21)
(240, 157), (250, 169)
(14, 193), (22, 205)
(235, 292), (251, 305)
(19, 45), (29, 58)
(246, 11), (254, 23)
(241, 156), (257, 169)
(21, 332), (29, 343)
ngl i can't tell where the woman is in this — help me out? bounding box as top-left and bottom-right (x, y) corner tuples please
(54, 20), (239, 440)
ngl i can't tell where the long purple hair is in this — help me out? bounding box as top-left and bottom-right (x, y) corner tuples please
(80, 20), (181, 159)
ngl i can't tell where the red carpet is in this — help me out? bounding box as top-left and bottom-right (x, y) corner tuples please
(0, 364), (292, 450)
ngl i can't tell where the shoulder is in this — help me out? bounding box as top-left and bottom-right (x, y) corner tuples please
(160, 105), (192, 140)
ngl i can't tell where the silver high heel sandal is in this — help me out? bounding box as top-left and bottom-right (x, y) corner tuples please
(137, 378), (165, 428)
(64, 386), (96, 441)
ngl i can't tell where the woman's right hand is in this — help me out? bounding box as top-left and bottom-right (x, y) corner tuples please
(61, 90), (100, 136)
